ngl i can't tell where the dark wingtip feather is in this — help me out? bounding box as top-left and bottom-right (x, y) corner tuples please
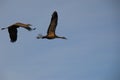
(10, 40), (16, 43)
(25, 27), (36, 31)
(53, 11), (57, 15)
(54, 11), (57, 13)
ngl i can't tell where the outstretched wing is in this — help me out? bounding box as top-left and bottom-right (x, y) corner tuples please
(13, 22), (34, 31)
(47, 11), (58, 35)
(8, 26), (17, 42)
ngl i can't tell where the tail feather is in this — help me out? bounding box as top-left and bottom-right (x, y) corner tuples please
(32, 28), (36, 30)
(36, 34), (43, 39)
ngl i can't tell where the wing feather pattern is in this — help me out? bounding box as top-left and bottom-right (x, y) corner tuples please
(8, 26), (17, 42)
(47, 11), (58, 35)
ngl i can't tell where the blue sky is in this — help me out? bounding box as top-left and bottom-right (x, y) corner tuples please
(0, 0), (120, 80)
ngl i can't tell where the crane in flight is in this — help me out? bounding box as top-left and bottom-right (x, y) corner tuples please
(1, 22), (36, 42)
(37, 11), (67, 40)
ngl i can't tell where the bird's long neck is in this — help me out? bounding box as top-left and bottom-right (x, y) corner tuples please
(56, 36), (67, 39)
(42, 36), (47, 39)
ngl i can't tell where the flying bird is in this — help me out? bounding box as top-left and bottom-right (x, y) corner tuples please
(1, 22), (36, 42)
(37, 11), (67, 39)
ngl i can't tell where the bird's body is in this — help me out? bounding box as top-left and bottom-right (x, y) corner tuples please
(1, 22), (35, 42)
(37, 11), (67, 40)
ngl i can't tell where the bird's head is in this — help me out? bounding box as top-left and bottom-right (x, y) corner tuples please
(56, 36), (67, 39)
(61, 37), (67, 39)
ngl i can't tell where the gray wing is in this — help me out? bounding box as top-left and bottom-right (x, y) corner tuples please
(47, 11), (58, 35)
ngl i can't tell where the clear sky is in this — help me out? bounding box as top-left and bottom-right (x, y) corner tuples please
(0, 0), (120, 80)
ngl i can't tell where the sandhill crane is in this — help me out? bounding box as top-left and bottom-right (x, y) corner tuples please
(1, 22), (36, 42)
(37, 11), (67, 40)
